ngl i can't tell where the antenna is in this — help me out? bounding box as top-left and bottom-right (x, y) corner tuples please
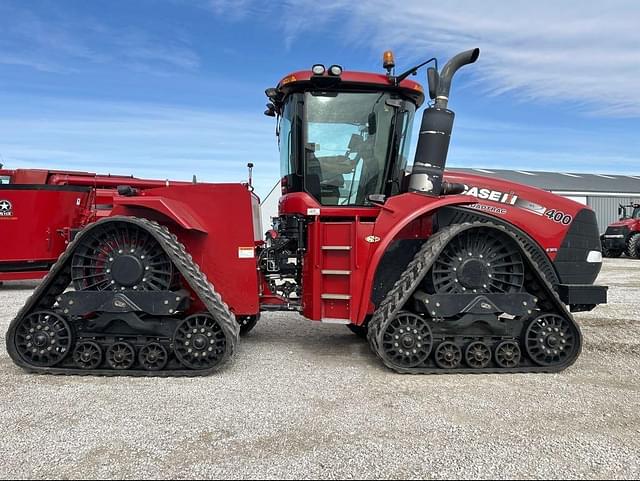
(247, 162), (254, 191)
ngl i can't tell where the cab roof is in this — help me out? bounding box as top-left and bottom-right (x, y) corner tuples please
(276, 70), (425, 107)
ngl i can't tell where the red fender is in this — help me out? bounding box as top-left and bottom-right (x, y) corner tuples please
(356, 193), (473, 323)
(112, 195), (208, 233)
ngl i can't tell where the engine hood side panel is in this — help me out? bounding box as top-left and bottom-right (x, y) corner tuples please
(443, 171), (602, 284)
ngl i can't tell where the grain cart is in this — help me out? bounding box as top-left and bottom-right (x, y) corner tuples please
(0, 168), (191, 282)
(601, 202), (640, 258)
(6, 49), (607, 376)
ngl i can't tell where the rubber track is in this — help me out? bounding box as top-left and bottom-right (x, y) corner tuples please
(5, 216), (240, 377)
(367, 221), (583, 375)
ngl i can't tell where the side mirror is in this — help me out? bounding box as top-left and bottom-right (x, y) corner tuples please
(427, 67), (439, 100)
(367, 112), (377, 135)
(264, 102), (276, 117)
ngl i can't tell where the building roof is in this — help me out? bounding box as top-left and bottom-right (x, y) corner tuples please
(449, 168), (640, 195)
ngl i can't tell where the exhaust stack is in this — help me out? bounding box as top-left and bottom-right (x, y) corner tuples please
(409, 48), (480, 196)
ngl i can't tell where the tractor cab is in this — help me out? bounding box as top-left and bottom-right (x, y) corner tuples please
(620, 202), (640, 220)
(266, 57), (425, 207)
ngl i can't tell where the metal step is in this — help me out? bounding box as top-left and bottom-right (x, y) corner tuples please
(321, 269), (351, 275)
(321, 293), (351, 300)
(321, 318), (351, 324)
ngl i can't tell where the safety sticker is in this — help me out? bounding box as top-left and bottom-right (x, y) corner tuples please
(238, 247), (255, 259)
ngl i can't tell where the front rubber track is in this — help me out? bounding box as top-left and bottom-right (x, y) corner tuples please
(367, 221), (582, 375)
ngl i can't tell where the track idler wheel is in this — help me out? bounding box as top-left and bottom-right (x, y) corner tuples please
(378, 311), (433, 369)
(525, 314), (579, 367)
(106, 342), (136, 370)
(138, 342), (168, 371)
(434, 341), (462, 369)
(73, 341), (103, 369)
(494, 341), (521, 368)
(465, 341), (492, 369)
(173, 313), (230, 370)
(14, 311), (72, 367)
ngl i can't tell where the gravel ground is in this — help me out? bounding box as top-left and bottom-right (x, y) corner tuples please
(0, 258), (639, 479)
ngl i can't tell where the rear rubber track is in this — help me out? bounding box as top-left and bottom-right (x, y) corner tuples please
(6, 216), (240, 377)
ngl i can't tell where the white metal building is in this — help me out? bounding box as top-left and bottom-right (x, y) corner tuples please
(260, 169), (640, 233)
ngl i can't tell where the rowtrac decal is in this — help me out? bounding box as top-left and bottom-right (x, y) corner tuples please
(462, 185), (573, 225)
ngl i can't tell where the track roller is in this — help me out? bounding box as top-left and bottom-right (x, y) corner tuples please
(434, 341), (462, 369)
(73, 341), (103, 370)
(494, 341), (521, 368)
(465, 342), (492, 369)
(107, 342), (136, 370)
(139, 342), (169, 371)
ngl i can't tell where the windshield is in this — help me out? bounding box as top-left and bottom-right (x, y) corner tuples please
(302, 91), (413, 206)
(633, 206), (640, 219)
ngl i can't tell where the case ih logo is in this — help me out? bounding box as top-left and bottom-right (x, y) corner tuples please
(0, 200), (13, 216)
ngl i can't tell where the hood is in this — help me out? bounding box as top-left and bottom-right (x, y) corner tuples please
(609, 218), (639, 228)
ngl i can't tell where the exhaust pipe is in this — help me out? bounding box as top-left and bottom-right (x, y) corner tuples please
(409, 48), (480, 196)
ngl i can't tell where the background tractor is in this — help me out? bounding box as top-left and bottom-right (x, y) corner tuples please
(601, 202), (640, 258)
(6, 48), (607, 376)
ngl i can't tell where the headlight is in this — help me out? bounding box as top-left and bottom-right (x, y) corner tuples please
(587, 251), (603, 263)
(328, 65), (343, 76)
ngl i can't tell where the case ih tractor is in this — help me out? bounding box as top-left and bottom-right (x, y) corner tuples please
(6, 48), (607, 376)
(0, 168), (192, 282)
(601, 202), (640, 258)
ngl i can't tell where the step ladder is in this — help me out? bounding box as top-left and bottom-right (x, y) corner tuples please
(319, 222), (356, 323)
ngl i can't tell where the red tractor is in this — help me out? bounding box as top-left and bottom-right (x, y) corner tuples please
(601, 202), (640, 258)
(6, 49), (607, 376)
(0, 168), (192, 282)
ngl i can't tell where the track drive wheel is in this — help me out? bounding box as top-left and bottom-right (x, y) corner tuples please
(71, 222), (174, 292)
(431, 227), (524, 295)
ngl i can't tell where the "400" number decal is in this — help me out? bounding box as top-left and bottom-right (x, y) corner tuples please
(545, 209), (573, 225)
